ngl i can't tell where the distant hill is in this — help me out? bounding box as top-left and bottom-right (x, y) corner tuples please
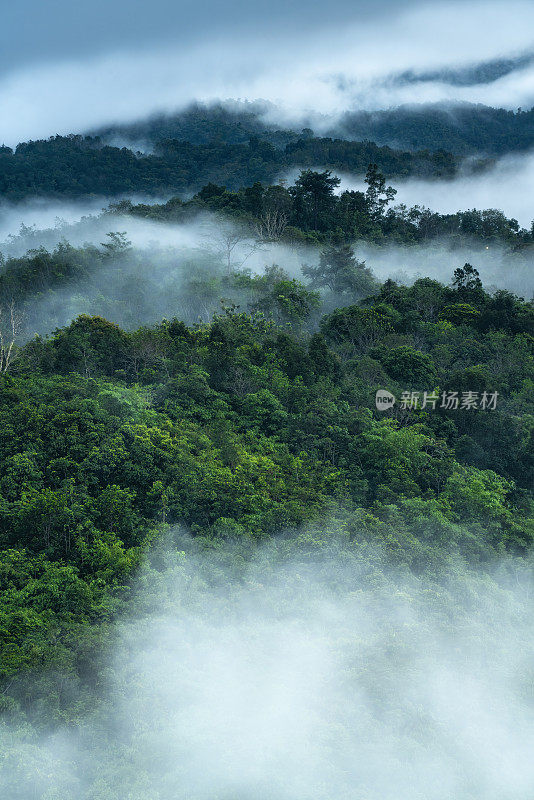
(334, 103), (534, 156)
(394, 53), (534, 89)
(4, 97), (533, 202)
(95, 101), (534, 157)
(95, 101), (294, 148)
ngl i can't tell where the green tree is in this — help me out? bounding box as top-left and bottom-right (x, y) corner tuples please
(364, 163), (397, 220)
(289, 170), (340, 231)
(303, 243), (376, 298)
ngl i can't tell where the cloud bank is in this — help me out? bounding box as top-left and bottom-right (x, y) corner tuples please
(323, 150), (534, 228)
(1, 1), (534, 145)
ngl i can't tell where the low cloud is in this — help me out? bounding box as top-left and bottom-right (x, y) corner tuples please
(1, 193), (532, 344)
(332, 150), (534, 228)
(2, 536), (534, 799)
(1, 1), (534, 145)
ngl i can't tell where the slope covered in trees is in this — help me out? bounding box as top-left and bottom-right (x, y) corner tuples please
(336, 103), (534, 155)
(0, 133), (459, 201)
(3, 99), (531, 204)
(0, 250), (532, 723)
(96, 101), (534, 157)
(116, 166), (531, 246)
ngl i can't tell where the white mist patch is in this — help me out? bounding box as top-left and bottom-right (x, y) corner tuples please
(0, 198), (108, 244)
(0, 205), (246, 261)
(335, 151), (534, 229)
(0, 196), (174, 256)
(2, 540), (534, 799)
(0, 202), (309, 269)
(351, 241), (534, 298)
(393, 154), (534, 229)
(0, 205), (319, 335)
(2, 198), (533, 340)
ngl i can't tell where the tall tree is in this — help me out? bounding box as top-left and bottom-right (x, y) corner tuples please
(303, 243), (376, 298)
(289, 170), (340, 231)
(365, 163), (397, 220)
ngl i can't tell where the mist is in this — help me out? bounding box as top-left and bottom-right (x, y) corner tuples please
(328, 151), (534, 230)
(352, 240), (534, 298)
(2, 4), (534, 799)
(2, 192), (533, 342)
(2, 1), (534, 145)
(0, 198), (112, 250)
(0, 201), (200, 256)
(2, 532), (534, 799)
(0, 204), (319, 336)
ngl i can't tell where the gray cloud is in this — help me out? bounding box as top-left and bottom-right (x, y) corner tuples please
(0, 1), (444, 73)
(1, 1), (533, 146)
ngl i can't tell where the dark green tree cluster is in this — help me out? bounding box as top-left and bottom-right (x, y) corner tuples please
(0, 133), (458, 201)
(122, 167), (532, 246)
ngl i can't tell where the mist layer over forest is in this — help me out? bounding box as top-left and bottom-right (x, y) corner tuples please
(1, 157), (533, 345)
(3, 536), (534, 800)
(1, 214), (533, 341)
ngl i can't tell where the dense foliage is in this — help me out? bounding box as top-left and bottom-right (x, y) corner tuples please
(0, 109), (533, 794)
(117, 166), (532, 246)
(0, 133), (459, 201)
(3, 34), (534, 799)
(0, 252), (532, 723)
(337, 103), (534, 156)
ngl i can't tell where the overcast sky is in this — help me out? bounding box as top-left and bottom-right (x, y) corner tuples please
(0, 0), (443, 70)
(1, 0), (534, 145)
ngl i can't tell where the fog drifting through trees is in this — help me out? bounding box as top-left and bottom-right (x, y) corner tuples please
(2, 535), (534, 799)
(1, 2), (533, 799)
(1, 199), (533, 344)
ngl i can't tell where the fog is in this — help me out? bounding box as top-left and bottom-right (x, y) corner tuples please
(2, 4), (533, 798)
(330, 151), (534, 229)
(0, 204), (309, 276)
(394, 155), (534, 229)
(0, 205), (319, 336)
(1, 1), (534, 145)
(350, 241), (533, 298)
(1, 193), (533, 342)
(2, 533), (534, 799)
(0, 202), (199, 257)
(0, 198), (114, 248)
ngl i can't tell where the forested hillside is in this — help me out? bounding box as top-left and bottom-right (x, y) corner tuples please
(336, 103), (534, 155)
(5, 101), (533, 204)
(116, 166), (531, 245)
(0, 132), (459, 200)
(96, 101), (534, 156)
(3, 0), (534, 794)
(0, 237), (533, 726)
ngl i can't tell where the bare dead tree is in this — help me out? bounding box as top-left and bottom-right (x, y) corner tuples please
(228, 366), (255, 398)
(0, 301), (24, 374)
(254, 209), (288, 242)
(124, 331), (170, 379)
(207, 222), (264, 275)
